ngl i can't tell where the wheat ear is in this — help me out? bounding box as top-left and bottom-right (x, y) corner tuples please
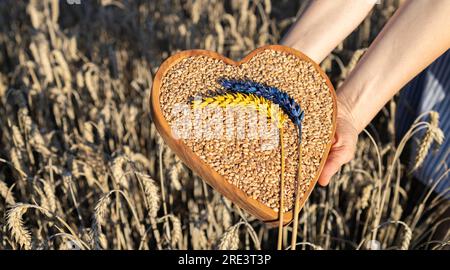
(218, 223), (240, 250)
(0, 180), (16, 205)
(192, 92), (287, 127)
(413, 111), (444, 171)
(6, 204), (32, 250)
(91, 193), (111, 249)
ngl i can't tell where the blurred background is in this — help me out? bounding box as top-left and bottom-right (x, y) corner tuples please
(0, 0), (448, 250)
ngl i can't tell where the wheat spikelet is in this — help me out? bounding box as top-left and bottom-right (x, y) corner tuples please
(7, 204), (32, 250)
(94, 194), (111, 225)
(169, 215), (182, 247)
(137, 173), (160, 218)
(218, 203), (232, 229)
(11, 125), (25, 149)
(392, 204), (403, 221)
(400, 223), (412, 250)
(192, 92), (287, 128)
(35, 184), (50, 212)
(219, 79), (304, 127)
(82, 121), (95, 143)
(91, 193), (111, 249)
(191, 225), (208, 250)
(413, 111), (444, 171)
(218, 224), (240, 250)
(22, 115), (51, 156)
(82, 162), (97, 187)
(84, 64), (100, 104)
(41, 180), (56, 212)
(169, 160), (183, 191)
(0, 180), (16, 205)
(9, 147), (25, 176)
(111, 154), (129, 189)
(357, 185), (372, 210)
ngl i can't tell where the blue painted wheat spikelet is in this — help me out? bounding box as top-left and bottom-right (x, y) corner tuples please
(218, 78), (305, 128)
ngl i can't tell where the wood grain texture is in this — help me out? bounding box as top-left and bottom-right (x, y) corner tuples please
(150, 45), (337, 225)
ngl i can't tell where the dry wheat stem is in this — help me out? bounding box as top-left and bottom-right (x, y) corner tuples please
(362, 129), (383, 179)
(158, 142), (171, 238)
(290, 127), (303, 250)
(286, 241), (323, 250)
(277, 127), (285, 250)
(372, 122), (433, 240)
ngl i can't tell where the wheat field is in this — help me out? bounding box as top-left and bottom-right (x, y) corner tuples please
(0, 0), (448, 250)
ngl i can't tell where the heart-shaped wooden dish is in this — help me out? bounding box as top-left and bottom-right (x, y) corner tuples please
(151, 45), (336, 224)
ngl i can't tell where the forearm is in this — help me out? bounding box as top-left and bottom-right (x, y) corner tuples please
(280, 0), (376, 63)
(339, 0), (450, 133)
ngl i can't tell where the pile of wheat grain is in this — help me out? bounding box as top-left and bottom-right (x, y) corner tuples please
(159, 51), (333, 211)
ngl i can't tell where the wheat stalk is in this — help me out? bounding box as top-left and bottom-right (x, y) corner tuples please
(290, 126), (303, 250)
(277, 127), (286, 250)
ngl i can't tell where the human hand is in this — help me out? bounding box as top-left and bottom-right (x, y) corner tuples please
(317, 97), (359, 186)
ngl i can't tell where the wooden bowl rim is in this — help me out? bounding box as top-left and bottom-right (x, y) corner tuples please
(150, 45), (337, 224)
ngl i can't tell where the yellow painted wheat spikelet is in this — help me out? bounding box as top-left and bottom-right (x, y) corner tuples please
(192, 93), (287, 128)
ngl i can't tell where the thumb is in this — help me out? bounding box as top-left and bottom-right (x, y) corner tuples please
(317, 146), (354, 186)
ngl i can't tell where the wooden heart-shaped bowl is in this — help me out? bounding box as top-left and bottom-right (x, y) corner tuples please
(151, 45), (336, 224)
